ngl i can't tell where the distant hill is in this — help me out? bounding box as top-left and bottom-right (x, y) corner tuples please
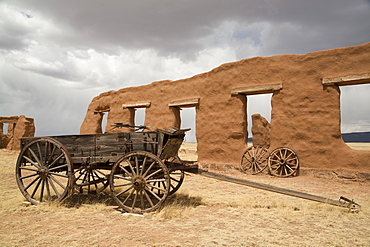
(247, 132), (370, 143)
(342, 132), (370, 143)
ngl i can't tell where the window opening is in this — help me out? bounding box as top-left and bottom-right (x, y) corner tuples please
(134, 108), (146, 126)
(246, 93), (272, 142)
(2, 123), (8, 135)
(101, 112), (109, 133)
(340, 84), (370, 149)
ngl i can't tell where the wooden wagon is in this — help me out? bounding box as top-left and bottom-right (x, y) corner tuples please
(15, 123), (360, 214)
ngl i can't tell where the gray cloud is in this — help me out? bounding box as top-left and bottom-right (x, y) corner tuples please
(0, 0), (369, 137)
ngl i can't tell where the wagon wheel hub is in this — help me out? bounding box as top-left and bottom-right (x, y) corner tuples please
(38, 166), (50, 179)
(132, 176), (146, 191)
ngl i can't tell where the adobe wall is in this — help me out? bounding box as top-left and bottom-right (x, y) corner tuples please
(0, 115), (35, 150)
(80, 42), (370, 173)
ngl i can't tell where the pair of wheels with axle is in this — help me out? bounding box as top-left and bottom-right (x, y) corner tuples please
(15, 138), (184, 214)
(240, 146), (299, 177)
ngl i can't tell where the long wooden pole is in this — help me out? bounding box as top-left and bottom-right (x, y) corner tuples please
(195, 169), (360, 210)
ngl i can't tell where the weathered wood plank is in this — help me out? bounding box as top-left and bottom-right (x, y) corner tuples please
(231, 84), (282, 95)
(168, 98), (199, 107)
(195, 169), (359, 209)
(122, 102), (151, 108)
(322, 73), (370, 86)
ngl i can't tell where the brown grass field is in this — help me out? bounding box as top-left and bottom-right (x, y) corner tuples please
(1, 144), (370, 246)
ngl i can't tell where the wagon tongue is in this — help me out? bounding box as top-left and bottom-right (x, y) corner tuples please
(193, 169), (361, 212)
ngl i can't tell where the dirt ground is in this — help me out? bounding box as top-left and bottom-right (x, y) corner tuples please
(1, 146), (370, 247)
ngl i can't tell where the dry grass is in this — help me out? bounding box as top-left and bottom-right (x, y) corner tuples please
(1, 148), (370, 246)
(156, 191), (204, 220)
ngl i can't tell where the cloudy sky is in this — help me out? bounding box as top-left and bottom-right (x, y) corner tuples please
(1, 0), (369, 142)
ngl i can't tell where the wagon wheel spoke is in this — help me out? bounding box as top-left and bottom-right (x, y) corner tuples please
(16, 138), (73, 205)
(19, 172), (39, 180)
(110, 151), (170, 214)
(45, 178), (52, 201)
(139, 156), (148, 176)
(49, 172), (69, 178)
(22, 155), (39, 168)
(48, 177), (61, 198)
(268, 147), (299, 177)
(145, 168), (164, 180)
(116, 186), (133, 198)
(36, 142), (44, 167)
(30, 177), (42, 198)
(47, 145), (58, 165)
(119, 163), (134, 177)
(28, 149), (42, 169)
(145, 187), (162, 201)
(47, 153), (66, 168)
(140, 190), (145, 210)
(131, 191), (138, 210)
(143, 189), (154, 207)
(240, 146), (270, 175)
(128, 157), (137, 177)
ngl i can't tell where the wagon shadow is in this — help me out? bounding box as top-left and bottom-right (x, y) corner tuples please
(62, 191), (117, 208)
(62, 191), (204, 211)
(162, 193), (204, 208)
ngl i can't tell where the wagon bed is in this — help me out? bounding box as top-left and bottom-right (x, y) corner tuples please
(16, 126), (191, 213)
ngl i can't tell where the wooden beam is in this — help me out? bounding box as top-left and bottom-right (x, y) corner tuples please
(322, 73), (370, 86)
(122, 102), (151, 109)
(231, 84), (283, 95)
(168, 98), (199, 107)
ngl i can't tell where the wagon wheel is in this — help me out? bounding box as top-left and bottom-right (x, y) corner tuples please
(15, 138), (74, 205)
(165, 156), (185, 195)
(240, 146), (270, 174)
(110, 151), (170, 214)
(268, 147), (299, 177)
(73, 164), (109, 194)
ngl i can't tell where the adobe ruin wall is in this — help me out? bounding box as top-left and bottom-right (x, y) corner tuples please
(80, 42), (370, 173)
(0, 115), (35, 150)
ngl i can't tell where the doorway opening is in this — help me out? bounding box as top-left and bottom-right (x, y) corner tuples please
(178, 106), (197, 161)
(168, 98), (199, 161)
(180, 107), (197, 143)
